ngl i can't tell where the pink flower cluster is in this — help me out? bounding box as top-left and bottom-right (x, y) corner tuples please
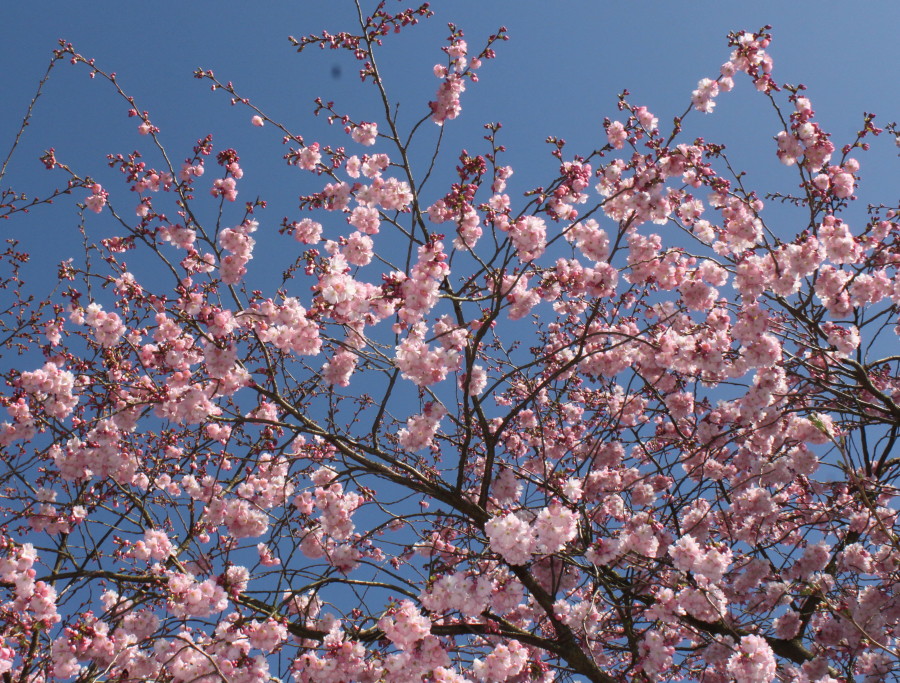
(219, 218), (258, 284)
(776, 96), (835, 169)
(459, 363), (487, 396)
(378, 599), (431, 650)
(254, 297), (322, 355)
(396, 239), (449, 328)
(813, 158), (858, 199)
(420, 571), (493, 617)
(669, 534), (733, 583)
(502, 273), (540, 321)
(395, 322), (461, 387)
(321, 349), (358, 387)
(691, 77), (721, 113)
(687, 30), (774, 115)
(472, 641), (528, 682)
(191, 455), (293, 540)
(595, 155), (677, 228)
(178, 161), (205, 183)
(355, 176), (413, 211)
(292, 217), (323, 244)
(317, 253), (360, 305)
(166, 567), (244, 618)
(18, 361), (77, 420)
(546, 160), (592, 220)
(84, 183), (107, 213)
(429, 37), (471, 124)
(158, 222), (197, 249)
(0, 542), (60, 629)
(726, 635), (777, 683)
(566, 218), (610, 263)
(293, 467), (363, 544)
(70, 302), (125, 347)
(345, 153), (390, 181)
(293, 142), (323, 171)
(150, 624), (276, 682)
(508, 215), (547, 262)
(350, 121), (378, 146)
(311, 470), (362, 541)
(292, 623), (375, 683)
(0, 398), (35, 446)
(485, 503), (578, 565)
(211, 176), (238, 201)
(129, 528), (174, 562)
(51, 418), (139, 484)
(397, 401), (447, 451)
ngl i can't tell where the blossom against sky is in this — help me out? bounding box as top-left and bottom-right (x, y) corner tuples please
(4, 2), (898, 236)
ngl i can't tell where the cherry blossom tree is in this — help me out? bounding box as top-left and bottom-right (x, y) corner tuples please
(1, 3), (899, 682)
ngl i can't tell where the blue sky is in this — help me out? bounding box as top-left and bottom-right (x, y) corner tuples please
(3, 0), (898, 477)
(3, 4), (899, 468)
(4, 2), (898, 245)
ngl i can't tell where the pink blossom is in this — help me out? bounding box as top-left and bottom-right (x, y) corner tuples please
(166, 571), (228, 618)
(241, 618), (285, 653)
(395, 324), (460, 386)
(823, 322), (860, 356)
(348, 206), (380, 234)
(460, 364), (487, 396)
(342, 230), (374, 266)
(726, 635), (776, 683)
(80, 303), (126, 347)
(378, 600), (431, 650)
(509, 215), (547, 262)
(606, 120), (627, 149)
(319, 271), (358, 304)
(533, 502), (578, 554)
(819, 215), (861, 264)
(568, 218), (610, 262)
(454, 205), (482, 249)
(670, 534), (732, 583)
(430, 73), (466, 125)
(420, 571), (492, 617)
(350, 122), (378, 146)
(256, 297), (322, 355)
(179, 161), (204, 181)
(472, 641), (528, 682)
(677, 585), (726, 622)
(397, 402), (446, 451)
(634, 106), (658, 130)
(321, 349), (358, 386)
(639, 630), (674, 678)
(295, 142), (322, 170)
(323, 181), (352, 210)
(485, 512), (536, 565)
(773, 610), (801, 639)
(492, 165), (513, 193)
(211, 176), (238, 201)
(83, 182), (108, 212)
(691, 78), (720, 113)
(293, 217), (323, 244)
(19, 362), (77, 419)
(776, 130), (804, 165)
(813, 265), (853, 316)
(130, 528), (174, 561)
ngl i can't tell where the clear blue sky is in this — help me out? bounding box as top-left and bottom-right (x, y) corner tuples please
(4, 2), (898, 248)
(1, 2), (898, 396)
(2, 2), (897, 426)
